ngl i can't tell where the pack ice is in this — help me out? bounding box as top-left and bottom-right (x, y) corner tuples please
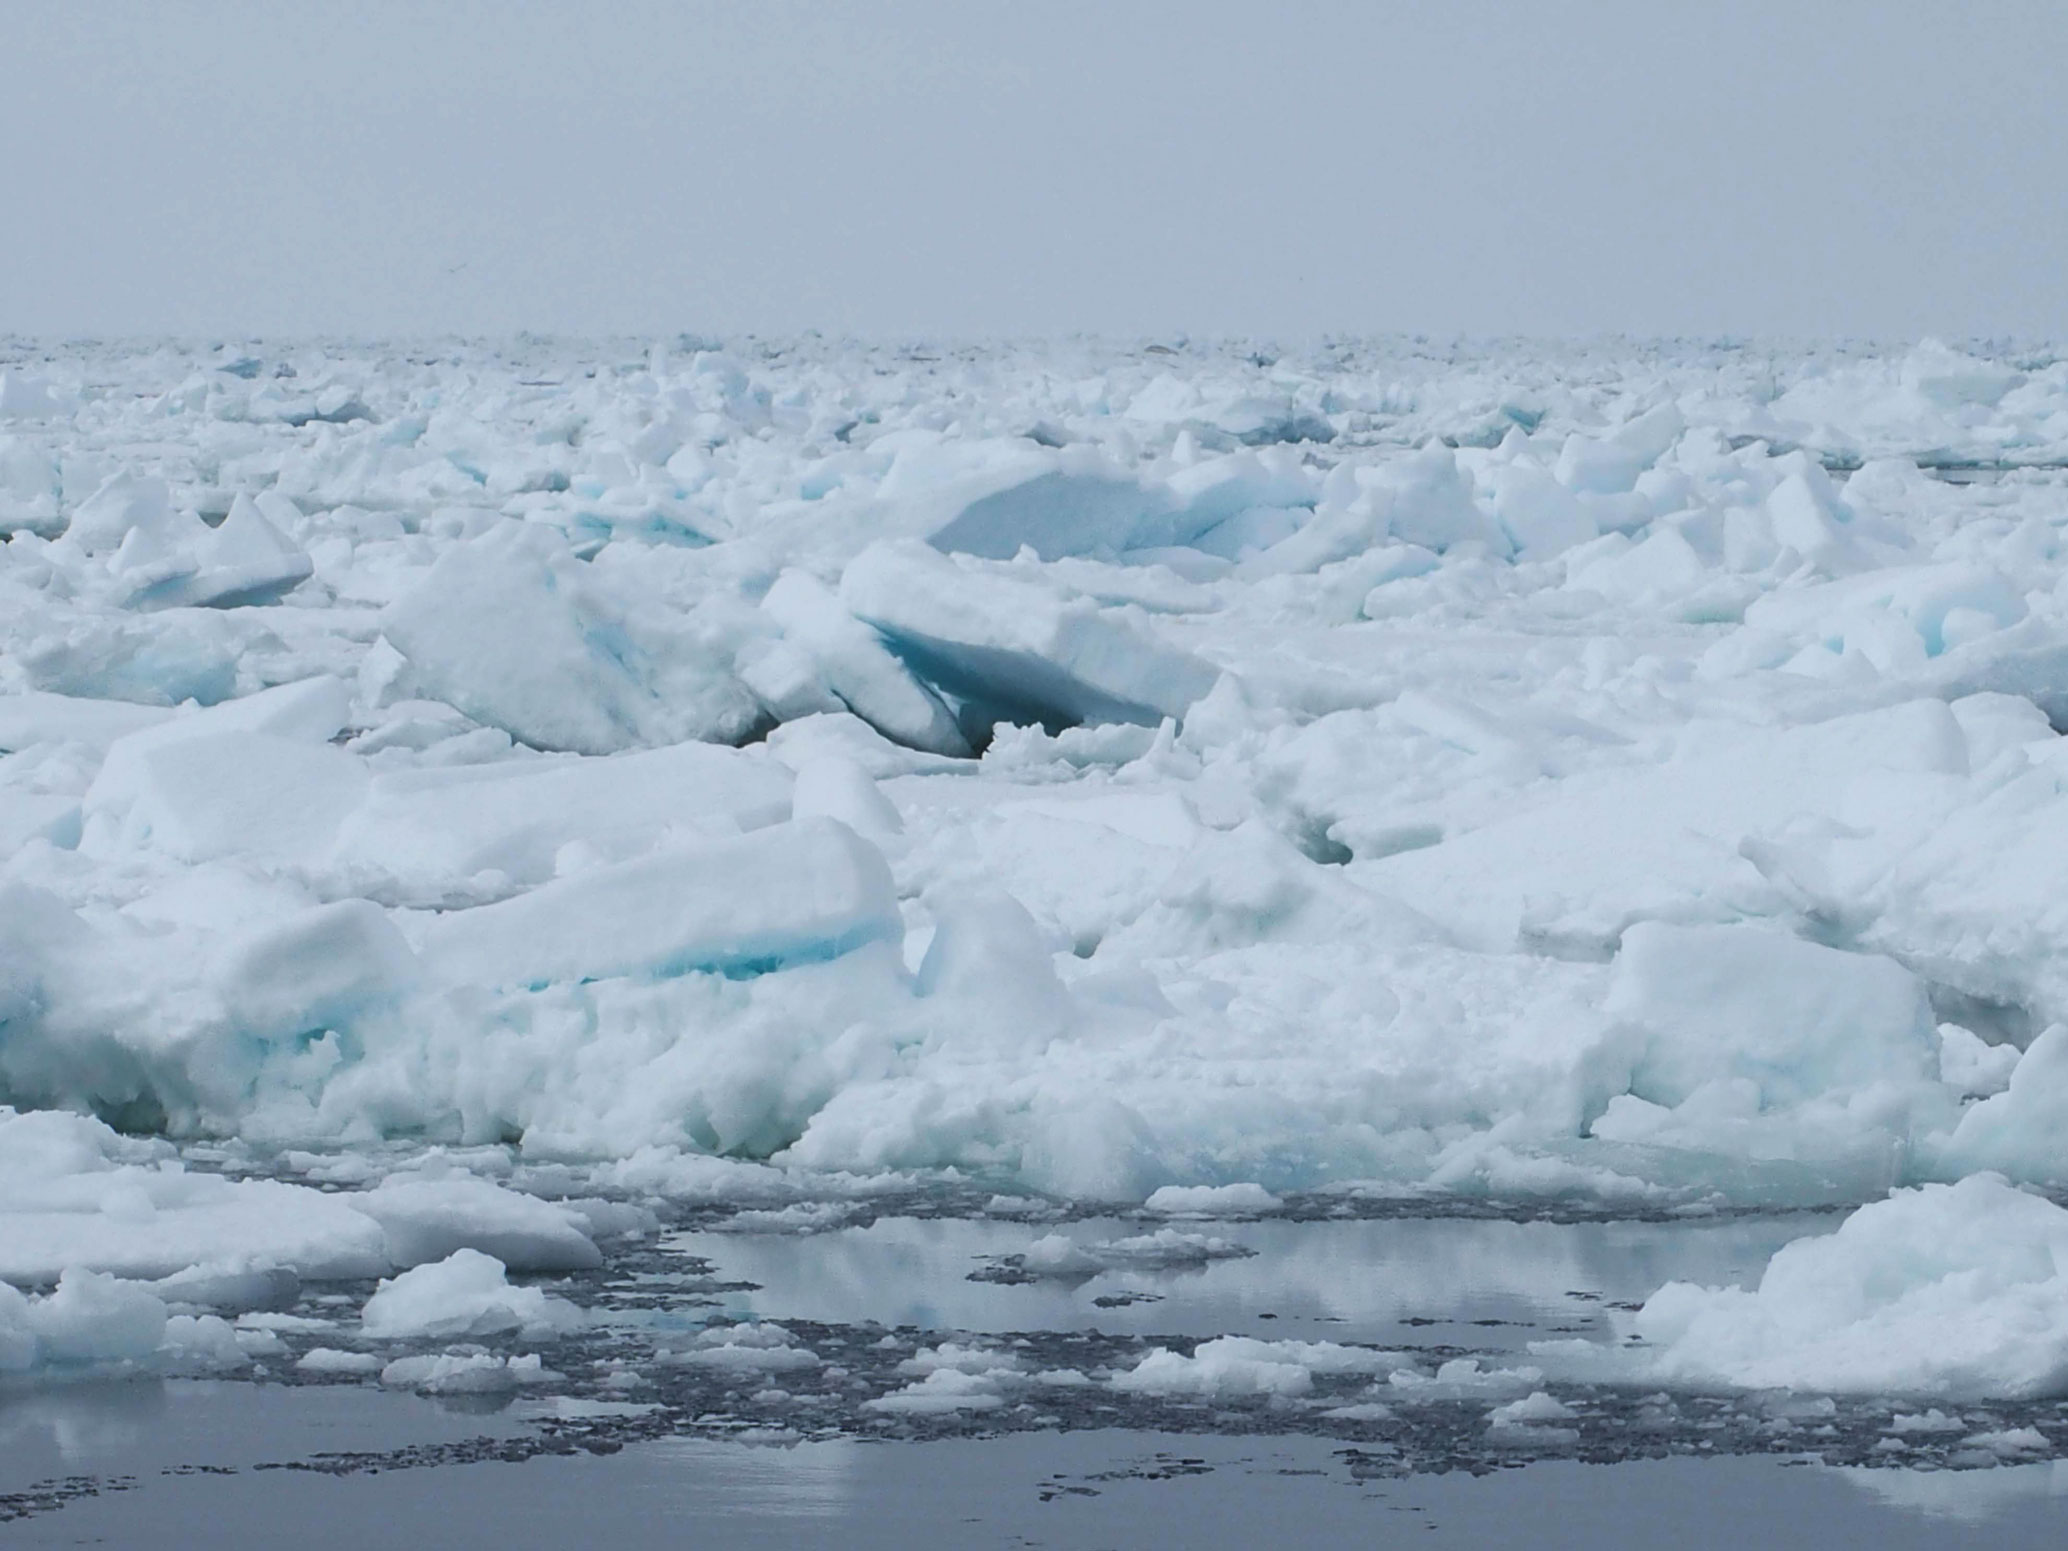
(7, 337), (2068, 1393)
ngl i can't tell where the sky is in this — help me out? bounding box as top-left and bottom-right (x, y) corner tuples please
(3, 0), (2064, 341)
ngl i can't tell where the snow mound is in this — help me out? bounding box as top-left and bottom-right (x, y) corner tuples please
(358, 1248), (580, 1339)
(1592, 1175), (2068, 1399)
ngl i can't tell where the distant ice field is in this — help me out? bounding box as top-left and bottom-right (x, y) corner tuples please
(7, 334), (2068, 1403)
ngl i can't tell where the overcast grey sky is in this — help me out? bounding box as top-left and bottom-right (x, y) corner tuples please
(3, 0), (2064, 340)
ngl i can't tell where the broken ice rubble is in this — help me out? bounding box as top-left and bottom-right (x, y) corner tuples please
(7, 337), (2068, 1394)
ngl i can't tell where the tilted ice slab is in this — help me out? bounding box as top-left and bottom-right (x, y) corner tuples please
(0, 690), (176, 752)
(47, 474), (313, 612)
(329, 739), (794, 906)
(841, 540), (1221, 728)
(381, 521), (761, 754)
(71, 674), (794, 902)
(759, 569), (971, 756)
(416, 817), (901, 988)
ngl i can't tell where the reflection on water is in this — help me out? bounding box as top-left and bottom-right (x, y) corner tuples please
(661, 1212), (1829, 1347)
(1838, 1458), (2068, 1522)
(638, 1436), (862, 1518)
(0, 1379), (528, 1503)
(0, 1381), (167, 1470)
(11, 1210), (2068, 1545)
(7, 1394), (2067, 1550)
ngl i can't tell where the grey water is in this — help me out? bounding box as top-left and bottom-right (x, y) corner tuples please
(6, 1384), (2067, 1549)
(655, 1209), (1828, 1347)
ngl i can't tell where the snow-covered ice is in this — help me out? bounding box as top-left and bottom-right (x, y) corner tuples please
(1543, 1174), (2068, 1400)
(358, 1248), (580, 1340)
(7, 334), (2068, 1400)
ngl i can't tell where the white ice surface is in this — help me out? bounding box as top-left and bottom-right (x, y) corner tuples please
(8, 339), (2068, 1393)
(1540, 1175), (2068, 1400)
(358, 1247), (580, 1340)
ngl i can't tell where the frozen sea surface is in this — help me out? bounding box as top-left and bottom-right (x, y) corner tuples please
(9, 335), (2068, 1417)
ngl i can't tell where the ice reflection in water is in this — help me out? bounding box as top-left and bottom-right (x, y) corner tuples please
(1838, 1458), (2068, 1523)
(637, 1435), (862, 1518)
(662, 1212), (1831, 1347)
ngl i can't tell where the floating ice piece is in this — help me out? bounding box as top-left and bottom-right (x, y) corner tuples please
(358, 1248), (581, 1339)
(925, 454), (1169, 560)
(1764, 456), (1876, 575)
(1604, 923), (1938, 1111)
(863, 1367), (1007, 1414)
(1371, 698), (1970, 953)
(1122, 373), (1333, 447)
(1595, 1175), (2068, 1399)
(1321, 1401), (1397, 1422)
(0, 1108), (392, 1284)
(131, 493), (313, 610)
(1939, 1025), (2068, 1183)
(1902, 340), (2026, 410)
(327, 738), (793, 906)
(0, 436), (62, 535)
(0, 371), (59, 419)
(1143, 1182), (1283, 1216)
(383, 521), (757, 754)
(149, 1261), (300, 1314)
(61, 472), (188, 556)
(788, 753), (903, 842)
(896, 1341), (1023, 1377)
(1744, 562), (2027, 659)
(1886, 1408), (1966, 1435)
(351, 1176), (603, 1272)
(1149, 449), (1320, 553)
(379, 1350), (552, 1395)
(707, 1201), (859, 1235)
(0, 691), (177, 753)
(0, 1269), (167, 1372)
(0, 791), (81, 852)
(1387, 1358), (1546, 1400)
(1567, 526), (1706, 602)
(297, 1347), (384, 1375)
(1375, 443), (1509, 555)
(1937, 1023), (2020, 1099)
(1113, 1336), (1396, 1399)
(1484, 1387), (1582, 1445)
(417, 817), (900, 989)
(672, 1322), (821, 1372)
(83, 674), (353, 818)
(1487, 461), (1596, 559)
(1010, 1228), (1253, 1278)
(914, 889), (1073, 1047)
(841, 540), (1220, 728)
(1488, 1390), (1577, 1425)
(86, 730), (368, 867)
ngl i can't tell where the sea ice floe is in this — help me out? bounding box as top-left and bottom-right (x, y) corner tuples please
(1539, 1175), (2068, 1399)
(358, 1247), (581, 1340)
(5, 339), (2068, 1379)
